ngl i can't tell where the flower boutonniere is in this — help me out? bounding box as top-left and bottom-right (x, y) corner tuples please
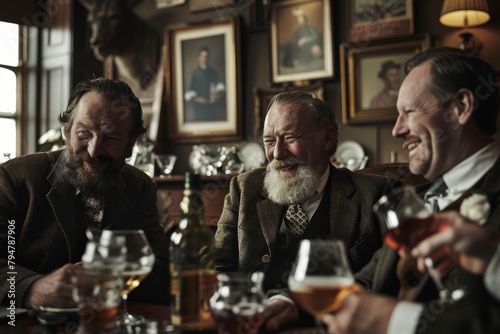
(459, 192), (491, 225)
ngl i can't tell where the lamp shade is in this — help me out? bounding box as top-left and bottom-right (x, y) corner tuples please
(440, 0), (490, 28)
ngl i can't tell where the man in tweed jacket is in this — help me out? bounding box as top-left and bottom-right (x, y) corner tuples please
(214, 91), (389, 331)
(0, 78), (169, 308)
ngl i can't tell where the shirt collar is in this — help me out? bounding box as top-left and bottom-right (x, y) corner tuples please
(443, 141), (500, 195)
(317, 165), (330, 196)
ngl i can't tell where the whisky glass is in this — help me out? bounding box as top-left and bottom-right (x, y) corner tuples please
(374, 186), (465, 303)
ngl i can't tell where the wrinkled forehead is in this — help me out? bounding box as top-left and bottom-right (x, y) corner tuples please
(264, 102), (311, 130)
(74, 91), (134, 129)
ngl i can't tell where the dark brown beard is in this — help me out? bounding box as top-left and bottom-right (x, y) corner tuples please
(62, 148), (123, 195)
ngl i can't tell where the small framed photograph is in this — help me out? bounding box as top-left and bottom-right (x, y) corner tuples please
(164, 18), (242, 143)
(189, 0), (234, 13)
(347, 0), (414, 43)
(253, 82), (324, 135)
(340, 35), (431, 124)
(270, 0), (333, 83)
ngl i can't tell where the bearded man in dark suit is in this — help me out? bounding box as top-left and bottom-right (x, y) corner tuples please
(0, 78), (169, 308)
(323, 47), (500, 334)
(214, 90), (390, 331)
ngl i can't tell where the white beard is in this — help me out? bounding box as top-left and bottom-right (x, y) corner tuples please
(264, 158), (320, 205)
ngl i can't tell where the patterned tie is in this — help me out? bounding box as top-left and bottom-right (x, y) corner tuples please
(80, 194), (105, 228)
(285, 204), (308, 237)
(424, 177), (448, 213)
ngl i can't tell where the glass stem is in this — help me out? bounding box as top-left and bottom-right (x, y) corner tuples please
(424, 257), (464, 304)
(315, 316), (325, 333)
(120, 293), (129, 316)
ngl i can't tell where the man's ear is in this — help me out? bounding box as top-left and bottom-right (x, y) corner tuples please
(324, 128), (336, 153)
(454, 88), (475, 125)
(125, 137), (137, 158)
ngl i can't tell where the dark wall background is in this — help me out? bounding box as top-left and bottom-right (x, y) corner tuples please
(73, 0), (500, 174)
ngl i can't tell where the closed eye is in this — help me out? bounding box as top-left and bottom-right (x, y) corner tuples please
(76, 130), (91, 138)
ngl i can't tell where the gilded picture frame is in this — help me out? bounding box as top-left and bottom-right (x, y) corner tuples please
(164, 18), (242, 143)
(340, 35), (431, 124)
(347, 0), (414, 43)
(270, 0), (333, 83)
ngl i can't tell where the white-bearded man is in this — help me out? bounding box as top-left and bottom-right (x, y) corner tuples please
(214, 90), (390, 331)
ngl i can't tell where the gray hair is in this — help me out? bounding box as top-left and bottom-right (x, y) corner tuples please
(266, 90), (339, 155)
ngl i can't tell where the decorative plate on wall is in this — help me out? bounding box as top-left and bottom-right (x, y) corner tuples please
(335, 140), (366, 171)
(240, 142), (267, 171)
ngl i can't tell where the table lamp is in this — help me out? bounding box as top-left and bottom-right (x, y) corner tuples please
(439, 0), (490, 55)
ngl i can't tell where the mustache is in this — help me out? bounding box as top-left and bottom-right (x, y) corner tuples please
(66, 152), (114, 168)
(93, 155), (114, 165)
(268, 157), (303, 169)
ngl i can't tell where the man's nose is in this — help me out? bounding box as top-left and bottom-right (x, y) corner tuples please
(392, 114), (408, 138)
(87, 135), (103, 158)
(273, 140), (287, 160)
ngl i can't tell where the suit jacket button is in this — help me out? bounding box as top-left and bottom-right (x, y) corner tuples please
(262, 255), (270, 263)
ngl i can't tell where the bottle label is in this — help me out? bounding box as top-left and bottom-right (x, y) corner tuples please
(198, 269), (217, 327)
(171, 269), (217, 329)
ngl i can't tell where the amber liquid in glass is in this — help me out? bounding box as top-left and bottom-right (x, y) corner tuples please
(384, 216), (452, 252)
(289, 277), (361, 318)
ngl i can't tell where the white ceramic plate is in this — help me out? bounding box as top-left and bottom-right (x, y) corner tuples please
(335, 140), (365, 171)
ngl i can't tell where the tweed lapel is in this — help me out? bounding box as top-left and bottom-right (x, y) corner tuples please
(329, 168), (358, 246)
(256, 194), (283, 252)
(45, 151), (76, 261)
(46, 182), (77, 262)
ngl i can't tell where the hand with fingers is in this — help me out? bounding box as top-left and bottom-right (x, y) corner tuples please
(262, 298), (300, 332)
(321, 292), (397, 334)
(24, 263), (82, 308)
(411, 211), (500, 276)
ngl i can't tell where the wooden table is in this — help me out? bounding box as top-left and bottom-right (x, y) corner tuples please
(0, 301), (169, 334)
(0, 301), (319, 333)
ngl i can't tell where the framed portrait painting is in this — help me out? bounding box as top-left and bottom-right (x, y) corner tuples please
(164, 18), (242, 143)
(347, 0), (414, 43)
(340, 35), (431, 125)
(270, 0), (333, 83)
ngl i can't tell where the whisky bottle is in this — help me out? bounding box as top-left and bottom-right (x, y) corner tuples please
(170, 173), (217, 331)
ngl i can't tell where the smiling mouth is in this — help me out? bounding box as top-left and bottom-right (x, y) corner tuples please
(280, 165), (296, 171)
(85, 159), (100, 166)
(403, 141), (421, 151)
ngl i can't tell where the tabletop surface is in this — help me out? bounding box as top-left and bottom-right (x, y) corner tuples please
(0, 301), (169, 334)
(0, 301), (321, 333)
